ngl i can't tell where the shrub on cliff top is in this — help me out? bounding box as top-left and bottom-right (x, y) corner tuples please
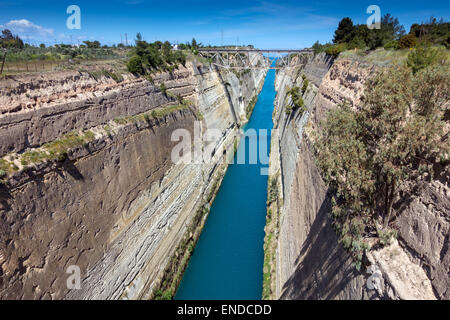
(126, 33), (186, 75)
(286, 86), (306, 116)
(127, 55), (145, 75)
(384, 40), (399, 50)
(301, 78), (309, 95)
(313, 64), (449, 268)
(399, 34), (417, 48)
(159, 83), (167, 95)
(407, 43), (447, 74)
(325, 43), (347, 57)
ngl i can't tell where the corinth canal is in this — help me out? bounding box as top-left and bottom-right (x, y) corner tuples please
(176, 67), (276, 299)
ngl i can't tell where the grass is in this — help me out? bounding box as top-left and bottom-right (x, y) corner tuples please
(339, 48), (412, 67)
(2, 60), (58, 74)
(196, 111), (204, 121)
(151, 168), (227, 300)
(84, 69), (124, 82)
(152, 205), (211, 300)
(2, 95), (193, 176)
(103, 124), (112, 135)
(2, 55), (128, 76)
(262, 233), (274, 299)
(246, 95), (258, 119)
(187, 52), (212, 66)
(151, 104), (189, 119)
(20, 130), (96, 166)
(113, 101), (191, 126)
(262, 173), (281, 300)
(159, 83), (167, 95)
(0, 158), (19, 176)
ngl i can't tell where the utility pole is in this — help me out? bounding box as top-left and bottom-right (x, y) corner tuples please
(120, 34), (123, 45)
(125, 33), (128, 46)
(0, 49), (7, 75)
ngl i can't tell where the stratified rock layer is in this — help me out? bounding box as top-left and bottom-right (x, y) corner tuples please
(0, 55), (267, 299)
(269, 53), (447, 300)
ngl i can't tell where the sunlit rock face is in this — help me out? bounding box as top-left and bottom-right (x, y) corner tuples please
(0, 56), (267, 300)
(270, 53), (446, 300)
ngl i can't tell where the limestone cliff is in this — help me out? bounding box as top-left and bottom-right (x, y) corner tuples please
(0, 54), (267, 299)
(265, 52), (448, 300)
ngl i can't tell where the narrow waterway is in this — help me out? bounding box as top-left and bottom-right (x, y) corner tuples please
(175, 68), (276, 300)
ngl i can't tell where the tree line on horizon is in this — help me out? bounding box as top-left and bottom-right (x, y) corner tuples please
(313, 15), (449, 56)
(126, 33), (189, 76)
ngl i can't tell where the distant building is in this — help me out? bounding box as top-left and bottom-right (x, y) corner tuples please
(172, 44), (178, 50)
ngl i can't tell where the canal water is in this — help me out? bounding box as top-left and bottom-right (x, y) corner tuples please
(175, 68), (276, 300)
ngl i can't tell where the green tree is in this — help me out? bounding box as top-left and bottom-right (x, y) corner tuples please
(314, 65), (449, 266)
(407, 43), (446, 74)
(410, 17), (449, 46)
(127, 33), (186, 74)
(384, 40), (399, 50)
(312, 41), (323, 54)
(191, 38), (198, 50)
(381, 14), (406, 40)
(127, 55), (144, 75)
(0, 29), (24, 49)
(364, 14), (405, 49)
(398, 34), (417, 48)
(325, 43), (347, 57)
(83, 40), (101, 48)
(347, 37), (366, 50)
(333, 18), (354, 44)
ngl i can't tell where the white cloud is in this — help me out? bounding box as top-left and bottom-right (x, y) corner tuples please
(2, 19), (54, 38)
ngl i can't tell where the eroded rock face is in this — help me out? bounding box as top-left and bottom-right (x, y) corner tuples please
(0, 56), (267, 300)
(0, 67), (195, 156)
(1, 111), (196, 299)
(270, 53), (447, 300)
(394, 176), (450, 299)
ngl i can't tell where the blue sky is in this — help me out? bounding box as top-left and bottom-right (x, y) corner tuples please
(0, 0), (449, 48)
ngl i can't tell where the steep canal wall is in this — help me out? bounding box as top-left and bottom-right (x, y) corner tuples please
(176, 68), (276, 300)
(0, 54), (267, 299)
(266, 52), (447, 300)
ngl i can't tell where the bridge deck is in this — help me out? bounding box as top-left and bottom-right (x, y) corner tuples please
(198, 48), (313, 53)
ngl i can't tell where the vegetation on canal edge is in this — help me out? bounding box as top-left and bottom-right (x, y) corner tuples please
(262, 173), (281, 300)
(246, 95), (258, 119)
(152, 165), (229, 300)
(312, 58), (449, 270)
(19, 130), (96, 166)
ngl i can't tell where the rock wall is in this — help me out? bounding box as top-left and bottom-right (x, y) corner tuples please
(267, 53), (446, 300)
(0, 55), (267, 299)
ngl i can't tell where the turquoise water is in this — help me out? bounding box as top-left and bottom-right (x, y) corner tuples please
(175, 69), (276, 300)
